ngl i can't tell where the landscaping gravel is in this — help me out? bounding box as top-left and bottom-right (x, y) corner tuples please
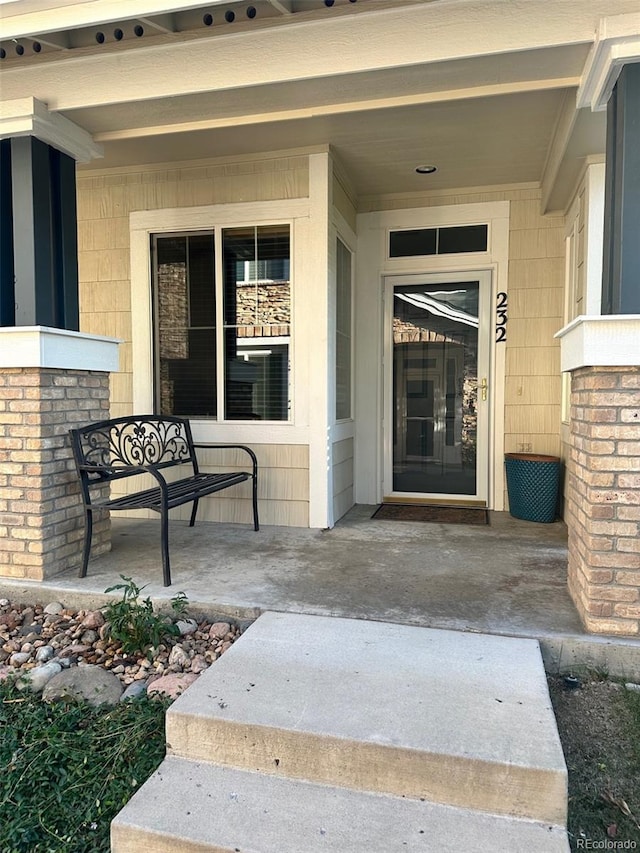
(0, 597), (241, 701)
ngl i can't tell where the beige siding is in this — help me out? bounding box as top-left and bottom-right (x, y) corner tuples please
(181, 442), (309, 527)
(110, 444), (309, 528)
(77, 155), (309, 526)
(504, 196), (564, 470)
(332, 437), (354, 522)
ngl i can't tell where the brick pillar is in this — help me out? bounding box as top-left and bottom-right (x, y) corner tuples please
(566, 365), (640, 636)
(0, 327), (119, 582)
(0, 368), (112, 580)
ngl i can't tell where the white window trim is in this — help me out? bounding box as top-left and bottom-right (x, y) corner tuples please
(130, 198), (311, 445)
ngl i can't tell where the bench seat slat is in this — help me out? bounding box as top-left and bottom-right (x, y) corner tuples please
(97, 472), (251, 512)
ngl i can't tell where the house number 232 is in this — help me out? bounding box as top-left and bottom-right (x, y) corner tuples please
(496, 292), (508, 342)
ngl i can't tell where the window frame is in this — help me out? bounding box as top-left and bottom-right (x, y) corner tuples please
(131, 199), (310, 444)
(219, 224), (292, 423)
(151, 224), (292, 424)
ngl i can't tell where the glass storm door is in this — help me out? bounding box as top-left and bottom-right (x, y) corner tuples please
(385, 272), (491, 504)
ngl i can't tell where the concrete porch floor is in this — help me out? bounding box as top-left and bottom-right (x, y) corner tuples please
(2, 505), (639, 677)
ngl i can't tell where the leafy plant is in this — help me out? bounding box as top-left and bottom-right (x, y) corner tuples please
(0, 674), (170, 853)
(103, 575), (188, 656)
(169, 590), (189, 618)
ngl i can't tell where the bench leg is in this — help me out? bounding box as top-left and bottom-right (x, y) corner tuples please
(252, 475), (259, 531)
(78, 508), (92, 578)
(160, 506), (171, 587)
(189, 498), (199, 527)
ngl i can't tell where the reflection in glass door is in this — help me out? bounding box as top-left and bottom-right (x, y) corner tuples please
(389, 276), (489, 501)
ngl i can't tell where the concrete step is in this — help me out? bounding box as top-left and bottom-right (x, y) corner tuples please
(165, 612), (567, 825)
(111, 756), (570, 853)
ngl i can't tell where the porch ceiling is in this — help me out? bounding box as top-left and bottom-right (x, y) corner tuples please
(73, 88), (578, 199)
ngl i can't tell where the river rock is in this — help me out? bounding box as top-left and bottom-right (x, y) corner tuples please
(9, 652), (31, 667)
(42, 665), (123, 706)
(58, 644), (90, 658)
(168, 644), (189, 668)
(190, 654), (209, 674)
(35, 645), (55, 663)
(43, 602), (65, 615)
(80, 630), (98, 645)
(82, 610), (105, 629)
(176, 619), (198, 636)
(209, 622), (231, 639)
(20, 661), (62, 693)
(121, 681), (148, 701)
(147, 672), (198, 699)
(19, 625), (43, 638)
(0, 613), (18, 631)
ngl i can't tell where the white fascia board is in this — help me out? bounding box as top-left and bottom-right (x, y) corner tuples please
(0, 0), (612, 41)
(0, 0), (228, 40)
(0, 326), (120, 370)
(0, 97), (103, 162)
(555, 315), (640, 371)
(0, 1), (622, 113)
(577, 12), (640, 111)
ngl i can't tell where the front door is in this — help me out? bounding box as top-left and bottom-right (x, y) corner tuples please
(384, 271), (491, 505)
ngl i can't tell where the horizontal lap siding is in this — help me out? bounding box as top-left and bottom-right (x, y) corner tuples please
(110, 444), (309, 527)
(503, 203), (564, 498)
(332, 438), (354, 523)
(77, 156), (310, 526)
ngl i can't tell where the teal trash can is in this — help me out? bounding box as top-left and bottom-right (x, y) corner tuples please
(505, 453), (561, 523)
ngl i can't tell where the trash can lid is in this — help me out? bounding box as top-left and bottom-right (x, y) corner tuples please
(504, 453), (560, 463)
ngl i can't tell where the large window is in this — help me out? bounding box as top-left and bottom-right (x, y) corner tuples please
(152, 224), (290, 421)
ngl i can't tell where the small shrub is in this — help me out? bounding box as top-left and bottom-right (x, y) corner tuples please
(169, 590), (189, 618)
(103, 575), (188, 656)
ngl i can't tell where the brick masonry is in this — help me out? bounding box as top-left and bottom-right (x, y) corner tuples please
(566, 365), (640, 636)
(0, 368), (111, 581)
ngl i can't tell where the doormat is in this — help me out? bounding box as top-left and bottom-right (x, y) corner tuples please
(371, 504), (489, 525)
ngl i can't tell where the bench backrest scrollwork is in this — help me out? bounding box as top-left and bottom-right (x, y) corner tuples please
(69, 415), (198, 488)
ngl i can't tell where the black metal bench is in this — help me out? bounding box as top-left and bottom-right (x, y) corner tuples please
(69, 415), (259, 586)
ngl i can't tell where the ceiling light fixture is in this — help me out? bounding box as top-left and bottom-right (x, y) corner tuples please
(415, 165), (437, 174)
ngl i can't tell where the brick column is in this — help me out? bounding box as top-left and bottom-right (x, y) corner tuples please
(566, 365), (640, 635)
(0, 327), (119, 582)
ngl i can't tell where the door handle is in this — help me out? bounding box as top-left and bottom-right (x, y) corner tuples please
(481, 378), (488, 401)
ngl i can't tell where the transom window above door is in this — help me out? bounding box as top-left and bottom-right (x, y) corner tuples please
(152, 224), (291, 422)
(389, 224), (488, 258)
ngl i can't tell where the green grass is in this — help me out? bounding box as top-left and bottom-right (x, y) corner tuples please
(549, 675), (640, 850)
(0, 676), (170, 853)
